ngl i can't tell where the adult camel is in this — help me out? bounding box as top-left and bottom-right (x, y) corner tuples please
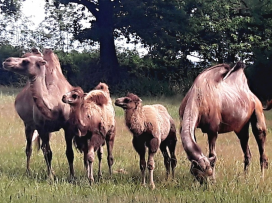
(2, 48), (75, 179)
(179, 61), (268, 183)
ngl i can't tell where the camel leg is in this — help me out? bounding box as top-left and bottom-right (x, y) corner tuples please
(40, 133), (55, 180)
(250, 113), (268, 179)
(236, 123), (251, 172)
(85, 147), (95, 184)
(160, 141), (171, 180)
(148, 137), (160, 190)
(168, 120), (177, 178)
(106, 129), (115, 176)
(64, 131), (74, 179)
(132, 137), (146, 187)
(207, 132), (218, 182)
(97, 146), (103, 180)
(25, 124), (35, 175)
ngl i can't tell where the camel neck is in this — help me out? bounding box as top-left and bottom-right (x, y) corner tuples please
(125, 105), (145, 135)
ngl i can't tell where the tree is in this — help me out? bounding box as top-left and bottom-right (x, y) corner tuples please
(51, 0), (188, 86)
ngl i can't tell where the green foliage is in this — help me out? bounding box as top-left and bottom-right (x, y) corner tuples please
(0, 0), (21, 16)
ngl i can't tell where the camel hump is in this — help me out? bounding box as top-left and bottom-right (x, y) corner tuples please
(85, 90), (108, 106)
(94, 82), (110, 96)
(233, 61), (245, 70)
(22, 47), (43, 57)
(43, 48), (54, 55)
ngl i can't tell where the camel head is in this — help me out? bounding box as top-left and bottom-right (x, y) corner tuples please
(190, 156), (215, 183)
(2, 56), (47, 78)
(115, 93), (142, 110)
(62, 87), (86, 106)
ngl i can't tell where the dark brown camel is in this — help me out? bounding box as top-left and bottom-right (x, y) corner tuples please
(115, 93), (177, 189)
(62, 84), (115, 184)
(2, 49), (75, 179)
(179, 61), (268, 183)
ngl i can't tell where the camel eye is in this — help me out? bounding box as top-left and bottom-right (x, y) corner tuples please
(124, 98), (130, 103)
(72, 94), (78, 99)
(22, 60), (29, 66)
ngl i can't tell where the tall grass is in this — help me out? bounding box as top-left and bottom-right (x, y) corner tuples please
(1, 87), (272, 202)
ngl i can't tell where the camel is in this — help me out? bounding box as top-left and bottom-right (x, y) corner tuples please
(62, 83), (115, 184)
(115, 93), (177, 189)
(179, 61), (268, 183)
(2, 48), (75, 179)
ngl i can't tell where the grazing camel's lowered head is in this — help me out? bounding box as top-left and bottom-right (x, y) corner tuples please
(115, 93), (177, 189)
(62, 83), (116, 184)
(179, 61), (268, 184)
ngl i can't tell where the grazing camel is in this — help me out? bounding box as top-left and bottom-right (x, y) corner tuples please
(179, 61), (268, 183)
(115, 93), (177, 189)
(2, 49), (75, 179)
(62, 83), (115, 184)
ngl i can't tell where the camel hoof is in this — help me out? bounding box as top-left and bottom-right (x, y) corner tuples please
(68, 176), (77, 183)
(26, 169), (31, 176)
(150, 184), (156, 190)
(88, 178), (94, 185)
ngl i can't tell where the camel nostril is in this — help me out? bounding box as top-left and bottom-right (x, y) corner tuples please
(5, 58), (11, 63)
(62, 95), (67, 102)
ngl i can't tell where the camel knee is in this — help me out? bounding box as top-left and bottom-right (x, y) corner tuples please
(148, 160), (155, 171)
(107, 155), (114, 167)
(87, 151), (95, 163)
(171, 156), (177, 169)
(140, 159), (146, 171)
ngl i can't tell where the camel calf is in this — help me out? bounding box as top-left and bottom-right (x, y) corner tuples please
(115, 93), (177, 189)
(62, 83), (115, 184)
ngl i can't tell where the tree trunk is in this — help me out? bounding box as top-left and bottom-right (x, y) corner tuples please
(97, 0), (119, 85)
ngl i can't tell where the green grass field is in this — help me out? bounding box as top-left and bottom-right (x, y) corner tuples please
(1, 86), (272, 203)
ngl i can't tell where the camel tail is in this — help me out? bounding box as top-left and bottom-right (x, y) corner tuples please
(263, 100), (272, 111)
(32, 130), (41, 151)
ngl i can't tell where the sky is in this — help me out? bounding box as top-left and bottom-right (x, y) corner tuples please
(21, 0), (45, 28)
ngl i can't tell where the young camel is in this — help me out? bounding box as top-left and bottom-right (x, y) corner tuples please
(115, 93), (177, 189)
(62, 83), (115, 183)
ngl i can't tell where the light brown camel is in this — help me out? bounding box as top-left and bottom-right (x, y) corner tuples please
(179, 61), (268, 183)
(115, 93), (177, 189)
(2, 49), (75, 179)
(62, 83), (115, 184)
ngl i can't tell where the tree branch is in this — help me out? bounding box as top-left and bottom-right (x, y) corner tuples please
(59, 0), (99, 17)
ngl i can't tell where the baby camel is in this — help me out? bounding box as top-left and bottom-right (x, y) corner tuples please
(62, 83), (115, 184)
(115, 93), (177, 189)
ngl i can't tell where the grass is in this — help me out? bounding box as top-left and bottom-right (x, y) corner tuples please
(1, 87), (272, 202)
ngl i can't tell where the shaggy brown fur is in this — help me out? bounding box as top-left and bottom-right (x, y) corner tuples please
(62, 83), (115, 183)
(115, 93), (177, 189)
(2, 49), (75, 180)
(179, 61), (268, 183)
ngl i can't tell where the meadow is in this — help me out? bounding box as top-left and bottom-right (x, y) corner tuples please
(1, 86), (272, 203)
